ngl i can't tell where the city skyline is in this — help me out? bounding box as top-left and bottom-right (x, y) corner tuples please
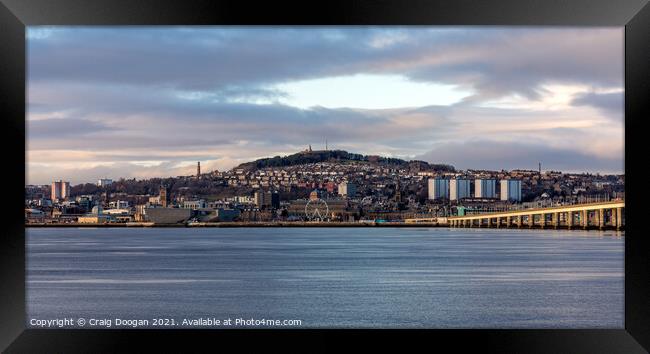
(27, 27), (624, 185)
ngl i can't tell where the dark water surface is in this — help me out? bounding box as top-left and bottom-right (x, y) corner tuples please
(26, 227), (624, 328)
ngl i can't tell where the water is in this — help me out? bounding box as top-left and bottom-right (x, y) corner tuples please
(26, 227), (624, 329)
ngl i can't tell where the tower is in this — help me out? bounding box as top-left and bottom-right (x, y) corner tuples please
(197, 161), (201, 178)
(160, 185), (169, 208)
(394, 180), (402, 202)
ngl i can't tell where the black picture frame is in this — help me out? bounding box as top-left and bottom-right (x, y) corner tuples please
(1, 0), (648, 352)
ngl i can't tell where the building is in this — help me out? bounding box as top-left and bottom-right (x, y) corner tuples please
(76, 195), (95, 212)
(196, 161), (201, 178)
(449, 179), (470, 201)
(338, 182), (357, 198)
(309, 189), (321, 201)
(269, 191), (280, 209)
(143, 207), (192, 224)
(102, 208), (133, 222)
(428, 178), (449, 200)
(254, 190), (280, 209)
(97, 179), (113, 187)
(183, 199), (207, 210)
(254, 190), (267, 209)
(159, 185), (169, 207)
(216, 208), (240, 222)
(51, 180), (70, 201)
(500, 179), (522, 201)
(108, 200), (129, 209)
(475, 179), (496, 198)
(148, 196), (161, 205)
(77, 205), (112, 224)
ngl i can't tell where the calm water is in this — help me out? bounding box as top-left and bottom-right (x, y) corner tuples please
(26, 227), (624, 329)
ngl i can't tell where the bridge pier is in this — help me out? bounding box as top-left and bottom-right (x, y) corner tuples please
(567, 211), (573, 229)
(529, 214), (534, 228)
(582, 210), (589, 229)
(598, 209), (605, 229)
(552, 212), (559, 229)
(615, 207), (622, 230)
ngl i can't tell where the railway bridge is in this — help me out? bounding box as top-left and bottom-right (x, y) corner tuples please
(446, 200), (624, 230)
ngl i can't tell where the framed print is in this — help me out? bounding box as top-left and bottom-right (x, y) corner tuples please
(1, 0), (649, 352)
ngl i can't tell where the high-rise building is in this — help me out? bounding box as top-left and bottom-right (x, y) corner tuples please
(159, 185), (169, 207)
(338, 182), (357, 198)
(450, 179), (470, 201)
(254, 190), (266, 209)
(475, 179), (496, 198)
(51, 180), (70, 201)
(269, 191), (280, 209)
(254, 190), (280, 209)
(500, 179), (522, 201)
(428, 178), (449, 200)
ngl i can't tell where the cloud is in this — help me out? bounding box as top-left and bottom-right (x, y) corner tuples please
(571, 91), (624, 118)
(28, 27), (623, 101)
(27, 117), (116, 138)
(25, 27), (625, 184)
(416, 140), (623, 174)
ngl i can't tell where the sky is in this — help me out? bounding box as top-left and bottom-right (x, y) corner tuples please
(26, 27), (624, 185)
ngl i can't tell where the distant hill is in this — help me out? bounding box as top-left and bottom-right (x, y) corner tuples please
(234, 149), (455, 172)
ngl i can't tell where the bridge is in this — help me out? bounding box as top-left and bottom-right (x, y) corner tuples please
(446, 200), (624, 230)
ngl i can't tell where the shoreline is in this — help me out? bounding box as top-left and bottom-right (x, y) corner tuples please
(24, 222), (624, 230)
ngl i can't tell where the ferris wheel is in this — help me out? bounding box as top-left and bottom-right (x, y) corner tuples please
(305, 198), (329, 221)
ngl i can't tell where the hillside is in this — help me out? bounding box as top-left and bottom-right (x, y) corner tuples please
(234, 149), (455, 172)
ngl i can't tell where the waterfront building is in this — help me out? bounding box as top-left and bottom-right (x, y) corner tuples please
(183, 199), (207, 210)
(500, 179), (522, 201)
(77, 205), (112, 224)
(475, 179), (496, 198)
(450, 179), (470, 201)
(216, 208), (241, 222)
(338, 181), (357, 198)
(144, 207), (192, 224)
(51, 180), (70, 201)
(428, 178), (449, 200)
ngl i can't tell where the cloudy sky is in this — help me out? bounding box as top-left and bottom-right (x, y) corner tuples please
(27, 27), (624, 185)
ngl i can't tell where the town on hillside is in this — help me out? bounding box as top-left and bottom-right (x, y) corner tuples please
(25, 148), (625, 225)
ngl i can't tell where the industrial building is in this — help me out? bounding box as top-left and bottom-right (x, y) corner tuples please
(475, 179), (496, 198)
(428, 178), (449, 200)
(449, 179), (471, 201)
(500, 179), (522, 201)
